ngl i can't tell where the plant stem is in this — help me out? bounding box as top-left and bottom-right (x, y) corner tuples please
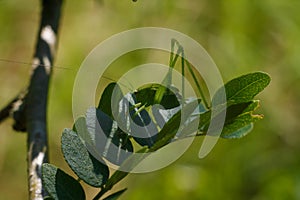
(181, 50), (185, 106)
(93, 187), (108, 200)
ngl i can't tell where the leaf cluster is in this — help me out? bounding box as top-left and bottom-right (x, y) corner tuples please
(42, 39), (270, 199)
(42, 71), (270, 200)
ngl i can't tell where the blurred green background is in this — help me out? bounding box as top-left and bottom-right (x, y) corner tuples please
(1, 0), (300, 199)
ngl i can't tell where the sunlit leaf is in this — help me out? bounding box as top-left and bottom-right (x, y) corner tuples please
(213, 72), (271, 105)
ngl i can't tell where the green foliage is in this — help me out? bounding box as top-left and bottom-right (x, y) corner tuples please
(211, 72), (270, 139)
(213, 72), (271, 106)
(3, 0), (299, 199)
(221, 100), (262, 139)
(42, 40), (270, 199)
(42, 164), (85, 200)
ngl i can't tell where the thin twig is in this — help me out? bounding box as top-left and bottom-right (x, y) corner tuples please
(0, 95), (20, 123)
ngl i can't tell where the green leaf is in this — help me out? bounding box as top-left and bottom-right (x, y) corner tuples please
(221, 123), (254, 139)
(221, 100), (263, 139)
(224, 102), (253, 123)
(61, 128), (109, 187)
(198, 100), (262, 138)
(103, 189), (127, 200)
(203, 72), (270, 137)
(213, 72), (271, 105)
(198, 103), (251, 134)
(98, 83), (163, 146)
(98, 83), (182, 148)
(73, 117), (94, 146)
(221, 114), (262, 139)
(243, 99), (260, 112)
(42, 163), (85, 200)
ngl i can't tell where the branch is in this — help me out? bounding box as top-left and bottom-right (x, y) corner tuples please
(0, 0), (63, 198)
(0, 90), (27, 131)
(26, 0), (63, 199)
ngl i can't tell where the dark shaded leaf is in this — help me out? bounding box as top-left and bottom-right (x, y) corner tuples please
(224, 102), (252, 123)
(117, 93), (158, 147)
(98, 83), (158, 147)
(86, 108), (133, 165)
(98, 83), (123, 119)
(42, 163), (85, 200)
